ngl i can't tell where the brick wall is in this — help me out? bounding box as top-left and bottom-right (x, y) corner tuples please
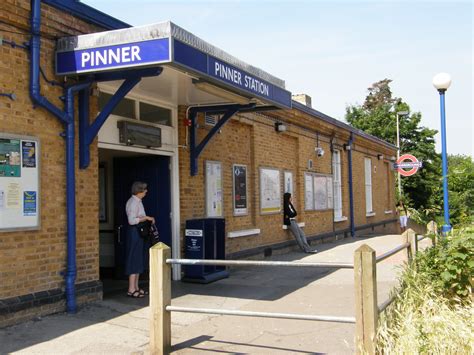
(0, 0), (104, 323)
(178, 106), (398, 257)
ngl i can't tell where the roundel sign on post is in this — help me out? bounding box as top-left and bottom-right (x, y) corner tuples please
(395, 154), (422, 176)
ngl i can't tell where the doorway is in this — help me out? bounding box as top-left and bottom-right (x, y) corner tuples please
(98, 148), (171, 295)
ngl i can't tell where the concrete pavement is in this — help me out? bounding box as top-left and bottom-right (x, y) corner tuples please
(0, 234), (430, 354)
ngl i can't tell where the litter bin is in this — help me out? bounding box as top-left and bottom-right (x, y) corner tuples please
(182, 218), (229, 283)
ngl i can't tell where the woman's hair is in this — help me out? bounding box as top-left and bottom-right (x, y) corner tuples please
(131, 181), (147, 195)
(283, 192), (292, 207)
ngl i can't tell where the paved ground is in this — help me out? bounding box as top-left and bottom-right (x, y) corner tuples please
(0, 234), (431, 354)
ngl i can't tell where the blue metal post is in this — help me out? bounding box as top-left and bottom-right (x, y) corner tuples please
(438, 90), (451, 234)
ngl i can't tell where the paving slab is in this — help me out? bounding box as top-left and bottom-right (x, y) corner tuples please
(0, 234), (431, 354)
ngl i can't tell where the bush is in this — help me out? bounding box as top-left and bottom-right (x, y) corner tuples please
(376, 229), (474, 353)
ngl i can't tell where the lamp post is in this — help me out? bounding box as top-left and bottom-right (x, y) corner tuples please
(432, 72), (452, 234)
(396, 110), (409, 196)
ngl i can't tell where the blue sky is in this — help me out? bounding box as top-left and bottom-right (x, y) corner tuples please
(83, 0), (473, 156)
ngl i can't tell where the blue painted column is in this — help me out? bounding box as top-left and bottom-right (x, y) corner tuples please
(438, 89), (451, 234)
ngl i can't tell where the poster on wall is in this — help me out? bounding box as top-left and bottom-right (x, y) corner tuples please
(206, 161), (223, 217)
(314, 176), (328, 210)
(0, 134), (40, 231)
(260, 167), (281, 214)
(304, 173), (314, 210)
(0, 138), (21, 177)
(284, 171), (293, 195)
(233, 164), (247, 215)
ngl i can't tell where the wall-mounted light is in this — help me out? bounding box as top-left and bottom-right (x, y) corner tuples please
(377, 154), (384, 160)
(274, 122), (287, 132)
(0, 92), (16, 101)
(343, 143), (351, 151)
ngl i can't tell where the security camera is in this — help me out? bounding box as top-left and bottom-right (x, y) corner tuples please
(315, 147), (325, 157)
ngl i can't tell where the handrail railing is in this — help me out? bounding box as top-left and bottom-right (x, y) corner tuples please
(150, 228), (429, 355)
(166, 258), (354, 269)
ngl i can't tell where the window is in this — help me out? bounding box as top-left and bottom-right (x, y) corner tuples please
(332, 150), (343, 219)
(139, 102), (172, 126)
(305, 172), (333, 211)
(364, 157), (373, 214)
(98, 92), (136, 119)
(98, 92), (173, 126)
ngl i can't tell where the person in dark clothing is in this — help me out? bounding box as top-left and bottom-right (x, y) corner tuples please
(283, 192), (317, 253)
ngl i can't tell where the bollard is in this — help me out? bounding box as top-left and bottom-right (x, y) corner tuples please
(150, 242), (171, 355)
(354, 244), (378, 355)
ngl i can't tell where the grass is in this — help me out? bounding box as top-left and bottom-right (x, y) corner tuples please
(375, 229), (474, 354)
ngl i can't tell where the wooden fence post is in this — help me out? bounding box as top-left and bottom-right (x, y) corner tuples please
(408, 229), (418, 258)
(354, 244), (378, 355)
(150, 242), (171, 355)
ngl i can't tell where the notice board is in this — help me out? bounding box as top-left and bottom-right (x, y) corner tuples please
(0, 133), (40, 231)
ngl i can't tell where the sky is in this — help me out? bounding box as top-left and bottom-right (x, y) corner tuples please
(83, 0), (473, 157)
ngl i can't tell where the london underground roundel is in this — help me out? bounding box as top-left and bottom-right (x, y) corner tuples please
(396, 154), (422, 177)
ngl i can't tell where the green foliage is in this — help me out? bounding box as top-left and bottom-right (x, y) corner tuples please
(345, 79), (474, 227)
(415, 228), (474, 299)
(345, 79), (441, 211)
(376, 230), (474, 353)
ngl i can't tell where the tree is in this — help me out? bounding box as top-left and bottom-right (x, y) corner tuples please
(345, 79), (441, 212)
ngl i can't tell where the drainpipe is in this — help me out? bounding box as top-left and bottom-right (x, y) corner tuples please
(347, 133), (355, 237)
(30, 0), (91, 313)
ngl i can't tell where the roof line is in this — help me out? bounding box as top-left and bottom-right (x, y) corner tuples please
(291, 101), (397, 150)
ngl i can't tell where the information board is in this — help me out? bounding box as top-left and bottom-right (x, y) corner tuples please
(0, 134), (40, 231)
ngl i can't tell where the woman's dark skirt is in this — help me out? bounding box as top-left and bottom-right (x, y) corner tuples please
(125, 225), (145, 275)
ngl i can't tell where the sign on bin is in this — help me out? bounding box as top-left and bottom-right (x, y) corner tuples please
(185, 229), (203, 254)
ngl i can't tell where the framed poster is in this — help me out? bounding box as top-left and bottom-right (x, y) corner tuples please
(304, 173), (314, 210)
(233, 164), (247, 216)
(260, 167), (281, 214)
(205, 160), (223, 217)
(284, 171), (293, 195)
(0, 133), (40, 231)
(99, 164), (107, 222)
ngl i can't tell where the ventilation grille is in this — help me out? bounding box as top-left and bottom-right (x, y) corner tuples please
(205, 114), (217, 126)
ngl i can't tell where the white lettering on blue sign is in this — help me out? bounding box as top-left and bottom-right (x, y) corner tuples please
(213, 61), (269, 97)
(80, 45), (142, 68)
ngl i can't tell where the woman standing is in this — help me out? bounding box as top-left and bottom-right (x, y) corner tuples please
(125, 181), (155, 298)
(283, 192), (317, 253)
(396, 200), (408, 233)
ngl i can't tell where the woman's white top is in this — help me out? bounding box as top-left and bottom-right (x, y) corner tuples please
(125, 195), (145, 225)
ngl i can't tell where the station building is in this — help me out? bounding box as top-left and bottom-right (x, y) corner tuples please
(0, 0), (397, 326)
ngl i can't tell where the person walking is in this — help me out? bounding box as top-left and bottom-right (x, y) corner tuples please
(283, 192), (317, 253)
(396, 200), (409, 233)
(125, 181), (155, 298)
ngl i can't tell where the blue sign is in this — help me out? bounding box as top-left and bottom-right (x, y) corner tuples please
(56, 38), (170, 75)
(23, 191), (37, 216)
(173, 40), (292, 108)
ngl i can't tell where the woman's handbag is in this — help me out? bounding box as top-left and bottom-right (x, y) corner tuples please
(149, 223), (160, 245)
(136, 220), (151, 239)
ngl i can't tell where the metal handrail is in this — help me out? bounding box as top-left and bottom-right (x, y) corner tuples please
(375, 242), (410, 263)
(166, 305), (356, 324)
(166, 258), (354, 269)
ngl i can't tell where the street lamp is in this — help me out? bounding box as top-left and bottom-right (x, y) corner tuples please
(396, 110), (409, 196)
(432, 72), (452, 234)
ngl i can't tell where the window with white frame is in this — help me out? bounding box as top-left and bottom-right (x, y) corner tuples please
(304, 172), (333, 211)
(332, 150), (343, 219)
(364, 157), (373, 214)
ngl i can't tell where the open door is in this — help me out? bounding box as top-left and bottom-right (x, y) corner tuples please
(113, 155), (171, 277)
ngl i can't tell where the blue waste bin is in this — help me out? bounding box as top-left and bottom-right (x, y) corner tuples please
(182, 218), (229, 283)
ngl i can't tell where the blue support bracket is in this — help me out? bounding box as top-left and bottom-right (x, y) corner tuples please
(79, 67), (163, 169)
(188, 103), (256, 176)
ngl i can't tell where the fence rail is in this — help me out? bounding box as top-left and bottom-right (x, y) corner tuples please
(166, 258), (354, 269)
(150, 228), (430, 355)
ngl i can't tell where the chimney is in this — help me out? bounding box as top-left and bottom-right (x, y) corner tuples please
(292, 94), (312, 108)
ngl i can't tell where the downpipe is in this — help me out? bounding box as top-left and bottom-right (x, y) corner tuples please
(30, 0), (90, 313)
(347, 133), (355, 237)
